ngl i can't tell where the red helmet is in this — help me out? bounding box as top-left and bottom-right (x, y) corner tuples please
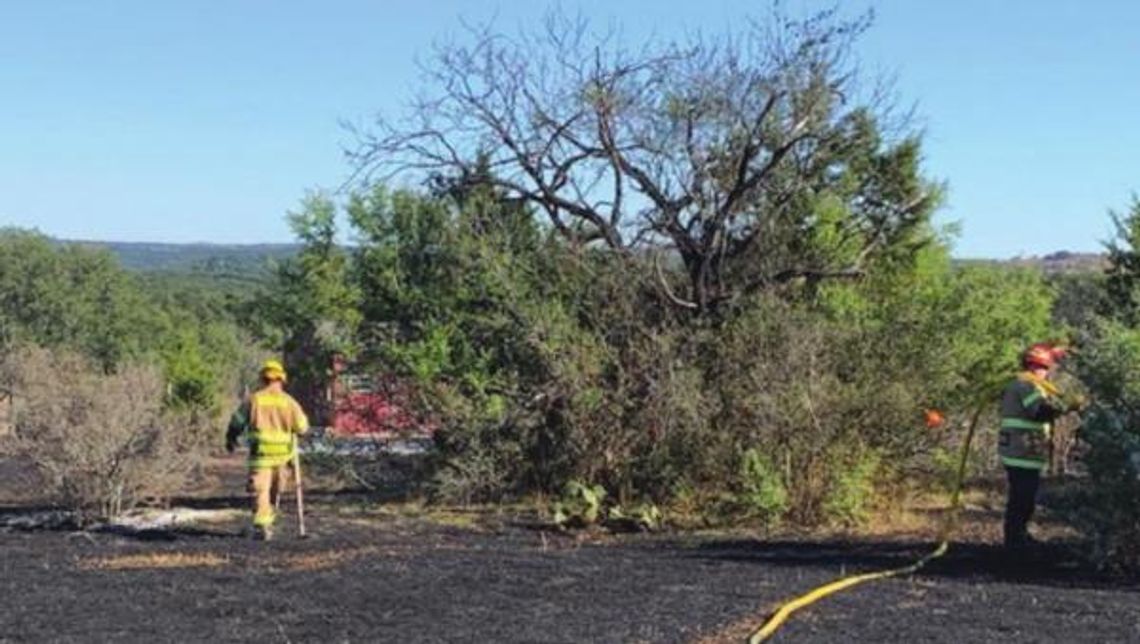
(1022, 343), (1065, 370)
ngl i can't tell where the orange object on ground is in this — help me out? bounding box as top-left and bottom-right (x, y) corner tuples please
(924, 408), (946, 429)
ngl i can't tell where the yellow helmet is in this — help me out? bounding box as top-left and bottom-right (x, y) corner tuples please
(260, 359), (287, 383)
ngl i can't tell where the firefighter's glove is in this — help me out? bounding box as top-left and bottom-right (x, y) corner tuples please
(1066, 393), (1090, 413)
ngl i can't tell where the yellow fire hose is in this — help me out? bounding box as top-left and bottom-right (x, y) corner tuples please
(746, 403), (987, 643)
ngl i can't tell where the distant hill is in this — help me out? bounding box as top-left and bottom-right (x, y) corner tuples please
(1009, 251), (1108, 274)
(64, 240), (300, 273)
(959, 251), (1107, 275)
(65, 239), (1109, 278)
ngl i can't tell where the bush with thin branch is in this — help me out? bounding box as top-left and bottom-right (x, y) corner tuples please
(0, 345), (208, 522)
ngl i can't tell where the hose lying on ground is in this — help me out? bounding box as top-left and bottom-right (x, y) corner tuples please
(747, 403), (986, 643)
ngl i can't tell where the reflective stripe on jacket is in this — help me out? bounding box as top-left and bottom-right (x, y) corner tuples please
(997, 373), (1065, 470)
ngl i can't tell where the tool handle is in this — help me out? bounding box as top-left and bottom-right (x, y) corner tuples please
(293, 435), (306, 537)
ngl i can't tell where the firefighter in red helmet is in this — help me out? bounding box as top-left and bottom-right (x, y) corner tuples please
(997, 343), (1081, 551)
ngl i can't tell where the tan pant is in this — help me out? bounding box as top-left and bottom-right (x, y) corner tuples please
(248, 466), (290, 528)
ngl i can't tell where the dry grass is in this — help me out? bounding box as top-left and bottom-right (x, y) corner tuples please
(79, 545), (395, 574)
(860, 484), (1003, 540)
(79, 552), (229, 571)
(692, 609), (769, 644)
(420, 509), (483, 529)
(280, 546), (384, 572)
(334, 500), (519, 532)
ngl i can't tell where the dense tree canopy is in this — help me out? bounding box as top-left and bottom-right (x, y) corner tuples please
(0, 229), (252, 416)
(0, 229), (155, 372)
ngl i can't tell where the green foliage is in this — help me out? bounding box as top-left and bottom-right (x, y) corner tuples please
(277, 192), (363, 354)
(552, 481), (608, 527)
(699, 240), (1057, 524)
(737, 449), (789, 522)
(552, 481), (662, 532)
(817, 242), (1057, 494)
(1052, 196), (1140, 571)
(0, 229), (257, 420)
(160, 328), (217, 410)
(766, 116), (944, 283)
(1051, 270), (1109, 341)
(254, 193), (362, 422)
(341, 179), (572, 499)
(307, 9), (1071, 523)
(605, 502), (663, 532)
(139, 273), (254, 416)
(823, 448), (881, 526)
(943, 264), (1056, 388)
(929, 446), (963, 494)
(1104, 197), (1140, 326)
(0, 229), (156, 372)
(258, 175), (1065, 526)
(1065, 321), (1140, 572)
(823, 242), (1056, 413)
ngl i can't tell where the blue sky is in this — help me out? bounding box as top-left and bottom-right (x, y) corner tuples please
(1, 0), (1135, 258)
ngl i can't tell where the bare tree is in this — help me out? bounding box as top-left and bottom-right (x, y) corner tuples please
(352, 7), (937, 314)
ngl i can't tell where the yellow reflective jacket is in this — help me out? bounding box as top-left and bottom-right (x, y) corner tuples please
(997, 372), (1066, 470)
(227, 387), (309, 469)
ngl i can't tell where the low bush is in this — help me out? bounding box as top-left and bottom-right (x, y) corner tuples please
(822, 448), (881, 526)
(0, 345), (208, 522)
(735, 448), (789, 523)
(551, 481), (607, 528)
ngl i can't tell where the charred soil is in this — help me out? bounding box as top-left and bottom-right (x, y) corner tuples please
(1, 459), (1138, 643)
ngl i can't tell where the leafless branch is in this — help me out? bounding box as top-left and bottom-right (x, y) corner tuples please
(351, 6), (932, 315)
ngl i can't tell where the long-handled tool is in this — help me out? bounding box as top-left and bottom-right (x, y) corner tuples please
(292, 433), (307, 538)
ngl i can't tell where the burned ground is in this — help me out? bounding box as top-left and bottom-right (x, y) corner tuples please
(3, 508), (1139, 642)
(2, 458), (1139, 643)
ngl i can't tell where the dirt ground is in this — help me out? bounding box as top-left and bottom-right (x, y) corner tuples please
(2, 457), (1139, 643)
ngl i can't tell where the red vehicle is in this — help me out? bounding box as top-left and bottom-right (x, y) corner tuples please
(324, 355), (431, 439)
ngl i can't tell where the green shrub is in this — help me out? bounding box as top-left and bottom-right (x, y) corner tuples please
(928, 446), (960, 494)
(552, 481), (607, 528)
(823, 449), (881, 526)
(737, 448), (788, 523)
(606, 502), (663, 532)
(1066, 321), (1140, 572)
(1073, 405), (1140, 571)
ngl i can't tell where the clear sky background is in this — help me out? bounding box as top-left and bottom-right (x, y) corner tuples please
(1, 0), (1136, 258)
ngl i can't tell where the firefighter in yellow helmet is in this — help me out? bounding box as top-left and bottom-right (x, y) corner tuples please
(226, 359), (309, 540)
